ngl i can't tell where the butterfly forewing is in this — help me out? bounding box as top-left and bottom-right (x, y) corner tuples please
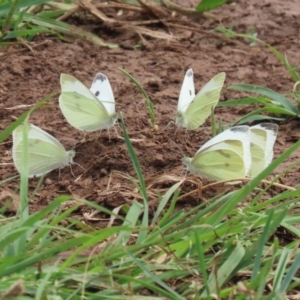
(177, 68), (195, 113)
(196, 72), (226, 98)
(90, 73), (115, 115)
(60, 74), (98, 100)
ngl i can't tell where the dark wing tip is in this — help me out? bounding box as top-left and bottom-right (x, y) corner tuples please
(94, 73), (107, 83)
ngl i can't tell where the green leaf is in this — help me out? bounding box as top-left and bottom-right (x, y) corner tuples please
(3, 28), (50, 39)
(235, 114), (285, 124)
(0, 0), (53, 16)
(218, 97), (275, 107)
(196, 0), (227, 12)
(228, 84), (299, 114)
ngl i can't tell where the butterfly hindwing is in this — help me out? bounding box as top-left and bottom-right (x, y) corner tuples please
(249, 123), (278, 177)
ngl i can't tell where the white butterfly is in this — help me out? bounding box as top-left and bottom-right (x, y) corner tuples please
(183, 126), (251, 181)
(176, 69), (226, 130)
(59, 73), (117, 131)
(249, 123), (278, 177)
(12, 124), (75, 178)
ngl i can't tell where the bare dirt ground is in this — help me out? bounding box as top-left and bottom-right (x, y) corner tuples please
(1, 0), (300, 222)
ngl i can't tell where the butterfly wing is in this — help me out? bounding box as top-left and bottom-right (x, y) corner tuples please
(59, 74), (114, 131)
(178, 72), (226, 130)
(90, 73), (115, 115)
(177, 68), (195, 112)
(249, 123), (278, 177)
(175, 69), (195, 128)
(184, 72), (226, 130)
(183, 126), (251, 181)
(12, 124), (74, 177)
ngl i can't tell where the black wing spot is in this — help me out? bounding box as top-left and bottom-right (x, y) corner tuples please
(95, 91), (100, 97)
(189, 90), (192, 96)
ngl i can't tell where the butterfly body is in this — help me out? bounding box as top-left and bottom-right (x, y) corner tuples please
(12, 124), (75, 178)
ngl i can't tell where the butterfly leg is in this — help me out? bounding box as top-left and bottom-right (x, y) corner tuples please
(163, 120), (175, 131)
(113, 122), (121, 138)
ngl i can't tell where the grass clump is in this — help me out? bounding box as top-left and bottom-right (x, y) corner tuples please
(2, 107), (300, 298)
(0, 0), (117, 47)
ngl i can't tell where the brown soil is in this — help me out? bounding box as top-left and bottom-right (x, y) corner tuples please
(1, 0), (300, 220)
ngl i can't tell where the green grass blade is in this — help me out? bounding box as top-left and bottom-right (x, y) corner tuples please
(151, 181), (181, 226)
(0, 92), (58, 143)
(228, 84), (299, 113)
(202, 241), (245, 297)
(233, 106), (295, 125)
(107, 201), (143, 248)
(196, 0), (227, 12)
(119, 68), (156, 128)
(194, 229), (210, 297)
(3, 27), (50, 39)
(273, 248), (290, 292)
(124, 249), (185, 299)
(250, 210), (274, 282)
(120, 116), (148, 241)
(279, 252), (300, 294)
(0, 0), (53, 16)
(2, 0), (19, 35)
(218, 97), (277, 107)
(19, 121), (29, 206)
(21, 13), (118, 48)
